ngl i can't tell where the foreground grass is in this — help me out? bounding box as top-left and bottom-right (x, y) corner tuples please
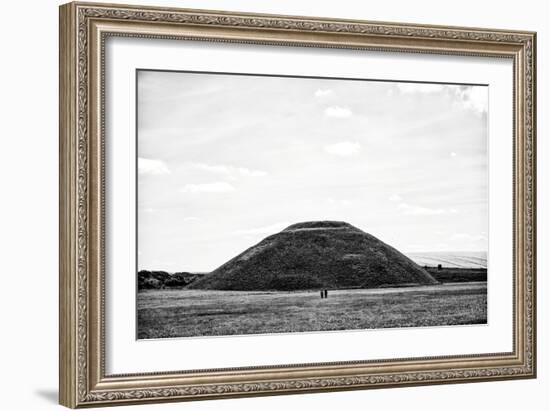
(137, 282), (487, 339)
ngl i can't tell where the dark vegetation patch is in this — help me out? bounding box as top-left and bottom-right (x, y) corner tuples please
(137, 270), (205, 291)
(425, 267), (487, 283)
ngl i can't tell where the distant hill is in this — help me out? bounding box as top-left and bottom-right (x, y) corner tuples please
(188, 221), (438, 291)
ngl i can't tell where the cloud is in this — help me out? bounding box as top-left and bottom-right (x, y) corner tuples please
(236, 167), (267, 177)
(180, 182), (235, 193)
(324, 141), (361, 157)
(396, 83), (487, 114)
(450, 152), (457, 157)
(398, 203), (458, 216)
(138, 157), (170, 175)
(315, 88), (333, 97)
(327, 198), (352, 206)
(234, 221), (290, 236)
(189, 163), (267, 178)
(389, 194), (403, 202)
(396, 82), (445, 94)
(455, 86), (488, 114)
(324, 106), (353, 118)
(191, 163), (231, 173)
(182, 217), (200, 222)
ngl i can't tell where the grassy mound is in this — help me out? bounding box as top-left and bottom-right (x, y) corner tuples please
(188, 221), (437, 291)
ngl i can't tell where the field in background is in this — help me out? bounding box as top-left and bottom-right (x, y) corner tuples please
(406, 251), (487, 269)
(137, 282), (487, 339)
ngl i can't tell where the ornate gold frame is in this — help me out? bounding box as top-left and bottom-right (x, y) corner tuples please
(59, 2), (536, 408)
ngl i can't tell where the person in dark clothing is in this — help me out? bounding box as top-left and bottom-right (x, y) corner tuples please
(320, 290), (324, 299)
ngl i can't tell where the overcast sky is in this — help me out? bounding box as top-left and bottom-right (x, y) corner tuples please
(137, 70), (488, 273)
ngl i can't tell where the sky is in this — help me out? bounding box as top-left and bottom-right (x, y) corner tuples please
(137, 70), (488, 273)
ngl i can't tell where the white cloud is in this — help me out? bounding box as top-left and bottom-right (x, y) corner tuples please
(398, 203), (458, 216)
(324, 141), (361, 157)
(450, 152), (457, 157)
(396, 83), (445, 94)
(389, 194), (403, 202)
(234, 221), (290, 236)
(180, 182), (235, 193)
(190, 163), (267, 178)
(324, 106), (353, 118)
(236, 167), (267, 177)
(456, 86), (488, 114)
(396, 83), (487, 114)
(183, 216), (200, 222)
(315, 88), (333, 97)
(138, 157), (170, 175)
(327, 198), (352, 206)
(191, 163), (231, 173)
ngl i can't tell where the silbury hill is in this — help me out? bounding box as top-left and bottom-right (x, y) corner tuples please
(188, 221), (438, 291)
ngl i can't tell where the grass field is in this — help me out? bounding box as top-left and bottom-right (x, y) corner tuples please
(137, 282), (487, 339)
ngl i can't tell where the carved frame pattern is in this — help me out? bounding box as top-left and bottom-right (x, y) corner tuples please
(59, 2), (536, 408)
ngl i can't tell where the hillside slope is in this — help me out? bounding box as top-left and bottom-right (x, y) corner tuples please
(189, 221), (437, 290)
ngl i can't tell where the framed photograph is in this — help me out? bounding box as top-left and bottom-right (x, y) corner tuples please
(59, 2), (536, 408)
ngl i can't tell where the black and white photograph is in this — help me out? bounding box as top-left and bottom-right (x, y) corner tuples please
(136, 70), (488, 339)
